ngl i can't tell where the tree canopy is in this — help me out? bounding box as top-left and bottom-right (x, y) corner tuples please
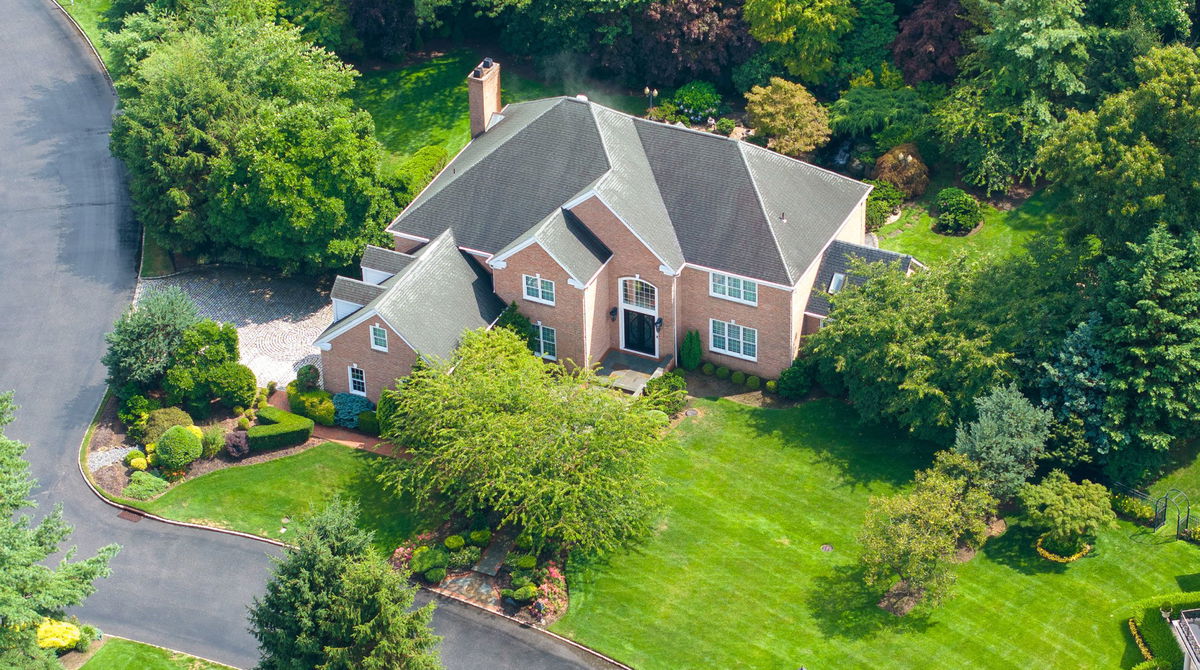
(379, 328), (666, 558)
(953, 384), (1051, 500)
(745, 77), (831, 156)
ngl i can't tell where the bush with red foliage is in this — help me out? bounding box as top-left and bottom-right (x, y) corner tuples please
(891, 0), (970, 84)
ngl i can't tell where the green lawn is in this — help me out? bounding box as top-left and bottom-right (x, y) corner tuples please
(351, 50), (644, 170)
(878, 189), (1064, 264)
(80, 638), (231, 670)
(552, 398), (1200, 669)
(136, 442), (437, 553)
(54, 0), (115, 67)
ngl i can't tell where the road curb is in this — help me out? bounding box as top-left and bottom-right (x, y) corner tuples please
(48, 0), (113, 86)
(420, 588), (635, 670)
(101, 634), (239, 669)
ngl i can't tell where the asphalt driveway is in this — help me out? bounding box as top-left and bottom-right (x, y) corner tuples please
(0, 3), (615, 668)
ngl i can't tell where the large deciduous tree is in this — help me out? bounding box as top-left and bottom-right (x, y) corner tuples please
(1041, 46), (1200, 247)
(952, 384), (1051, 500)
(249, 499), (440, 670)
(379, 328), (666, 558)
(744, 77), (831, 156)
(804, 255), (1012, 443)
(742, 0), (855, 84)
(891, 0), (970, 84)
(109, 15), (398, 274)
(0, 394), (120, 669)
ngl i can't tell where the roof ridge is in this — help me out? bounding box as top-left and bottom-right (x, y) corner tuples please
(738, 141), (794, 283)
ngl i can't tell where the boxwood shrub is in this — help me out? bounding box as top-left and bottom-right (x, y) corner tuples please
(332, 393), (375, 429)
(745, 375), (761, 390)
(357, 410), (379, 436)
(469, 529), (492, 547)
(934, 187), (982, 235)
(157, 425), (202, 470)
(731, 370), (746, 385)
(286, 381), (335, 426)
(715, 366), (731, 379)
(701, 362), (715, 375)
(410, 546), (449, 574)
(424, 567), (447, 583)
(444, 534), (465, 551)
(143, 407), (193, 445)
(123, 471), (169, 500)
(246, 406), (314, 452)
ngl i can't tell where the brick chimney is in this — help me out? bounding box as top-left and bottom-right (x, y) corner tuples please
(468, 58), (501, 138)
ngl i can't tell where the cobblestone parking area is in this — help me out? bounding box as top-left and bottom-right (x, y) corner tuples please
(136, 268), (330, 386)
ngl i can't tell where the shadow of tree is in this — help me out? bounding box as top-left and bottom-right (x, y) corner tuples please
(804, 564), (935, 640)
(981, 522), (1068, 576)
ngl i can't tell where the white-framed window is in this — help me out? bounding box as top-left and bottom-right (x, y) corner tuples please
(348, 366), (366, 396)
(369, 324), (388, 352)
(710, 319), (758, 361)
(710, 272), (758, 306)
(533, 323), (557, 360)
(523, 275), (555, 305)
(829, 272), (847, 294)
(621, 278), (657, 312)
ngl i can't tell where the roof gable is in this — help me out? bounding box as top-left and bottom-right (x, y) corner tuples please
(805, 241), (918, 317)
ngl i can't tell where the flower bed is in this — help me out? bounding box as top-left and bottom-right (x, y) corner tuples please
(1035, 535), (1092, 563)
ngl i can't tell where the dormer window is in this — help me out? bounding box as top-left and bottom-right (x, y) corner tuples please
(370, 324), (388, 352)
(710, 272), (757, 306)
(829, 272), (847, 294)
(524, 275), (555, 305)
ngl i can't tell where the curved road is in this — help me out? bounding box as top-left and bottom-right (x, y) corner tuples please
(0, 3), (610, 668)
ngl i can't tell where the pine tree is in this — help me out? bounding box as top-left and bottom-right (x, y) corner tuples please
(953, 384), (1051, 500)
(1038, 314), (1109, 466)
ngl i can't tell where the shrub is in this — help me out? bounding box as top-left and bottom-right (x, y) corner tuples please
(501, 585), (539, 602)
(744, 77), (831, 157)
(647, 99), (685, 124)
(715, 366), (731, 379)
(123, 449), (146, 466)
(207, 361), (257, 409)
(871, 143), (929, 197)
(714, 117), (737, 136)
(444, 534), (465, 551)
(286, 381), (334, 426)
(509, 573), (533, 590)
(157, 425), (202, 470)
(1113, 494), (1156, 525)
(75, 624), (100, 653)
(246, 406), (314, 452)
(865, 179), (906, 232)
(645, 372), (688, 415)
(934, 187), (982, 235)
(201, 426), (225, 459)
(508, 553), (537, 570)
(680, 330), (702, 371)
(672, 81), (722, 122)
(745, 375), (761, 390)
(233, 406), (245, 417)
(36, 619), (81, 650)
(731, 370), (746, 385)
(267, 380), (277, 394)
(765, 379), (778, 393)
(424, 568), (447, 583)
(449, 546), (481, 569)
(332, 392), (375, 429)
(118, 394), (160, 443)
(225, 429), (250, 459)
(778, 359), (813, 400)
(356, 410), (379, 436)
(514, 532), (533, 550)
(469, 529), (492, 547)
(123, 471), (169, 500)
(1126, 591), (1200, 668)
(701, 362), (716, 375)
(129, 457), (148, 471)
(238, 416), (251, 431)
(143, 407), (193, 445)
(296, 364), (320, 391)
(410, 546), (449, 574)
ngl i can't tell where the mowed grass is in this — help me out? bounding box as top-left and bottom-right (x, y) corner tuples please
(54, 0), (115, 67)
(551, 398), (1200, 669)
(79, 638), (231, 670)
(878, 188), (1064, 264)
(351, 50), (644, 169)
(137, 442), (437, 554)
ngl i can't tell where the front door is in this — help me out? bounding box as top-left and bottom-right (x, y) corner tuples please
(623, 310), (655, 356)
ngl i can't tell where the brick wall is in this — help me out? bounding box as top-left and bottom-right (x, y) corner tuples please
(492, 242), (587, 366)
(321, 317), (416, 403)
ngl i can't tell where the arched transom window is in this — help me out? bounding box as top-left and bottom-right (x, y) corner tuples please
(621, 278), (657, 313)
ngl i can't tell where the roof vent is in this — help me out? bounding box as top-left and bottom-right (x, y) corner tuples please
(472, 67), (483, 77)
(482, 57), (494, 68)
(576, 94), (589, 101)
(780, 212), (787, 225)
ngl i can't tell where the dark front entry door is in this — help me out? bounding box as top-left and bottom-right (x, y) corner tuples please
(623, 310), (656, 356)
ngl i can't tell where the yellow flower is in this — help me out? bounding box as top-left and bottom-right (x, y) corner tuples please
(36, 619), (80, 649)
(145, 442), (156, 453)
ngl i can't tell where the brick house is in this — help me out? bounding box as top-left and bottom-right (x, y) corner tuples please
(314, 59), (918, 401)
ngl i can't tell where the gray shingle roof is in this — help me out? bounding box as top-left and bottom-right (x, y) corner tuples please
(387, 96), (872, 286)
(331, 276), (385, 306)
(492, 208), (611, 283)
(805, 241), (918, 317)
(361, 245), (413, 276)
(318, 231), (505, 360)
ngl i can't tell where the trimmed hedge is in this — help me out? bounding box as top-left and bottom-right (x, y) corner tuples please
(357, 410), (379, 436)
(287, 381), (334, 426)
(247, 406), (314, 452)
(701, 362), (715, 375)
(731, 371), (746, 385)
(1126, 591), (1200, 669)
(143, 407), (193, 445)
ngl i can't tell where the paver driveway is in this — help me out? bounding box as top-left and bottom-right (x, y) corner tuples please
(0, 3), (617, 668)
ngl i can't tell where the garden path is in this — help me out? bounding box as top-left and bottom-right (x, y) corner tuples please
(136, 268), (331, 387)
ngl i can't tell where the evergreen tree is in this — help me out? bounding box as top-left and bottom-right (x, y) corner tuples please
(101, 286), (200, 395)
(742, 0), (856, 84)
(1038, 314), (1109, 466)
(249, 499), (440, 670)
(0, 394), (119, 669)
(953, 384), (1052, 500)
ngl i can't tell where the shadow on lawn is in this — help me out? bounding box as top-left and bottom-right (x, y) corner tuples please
(805, 565), (935, 640)
(344, 451), (445, 555)
(981, 523), (1068, 576)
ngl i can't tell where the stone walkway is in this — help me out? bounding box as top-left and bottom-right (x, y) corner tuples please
(136, 267), (331, 386)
